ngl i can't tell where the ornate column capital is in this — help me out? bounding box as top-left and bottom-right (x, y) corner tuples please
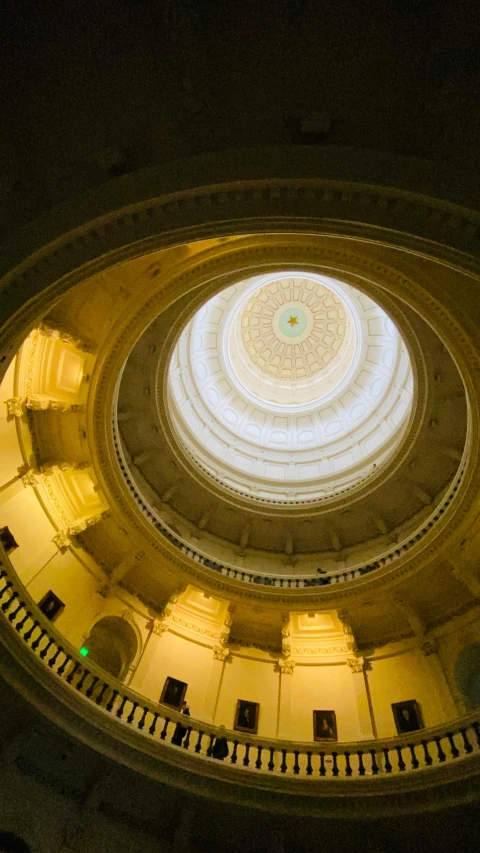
(213, 645), (230, 661)
(5, 396), (24, 418)
(21, 467), (38, 488)
(278, 658), (296, 674)
(52, 531), (71, 552)
(346, 656), (366, 674)
(153, 620), (169, 637)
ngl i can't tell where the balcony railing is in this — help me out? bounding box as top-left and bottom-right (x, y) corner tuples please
(113, 423), (466, 591)
(1, 561), (479, 783)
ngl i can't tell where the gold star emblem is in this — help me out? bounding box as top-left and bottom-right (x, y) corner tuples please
(287, 315), (299, 327)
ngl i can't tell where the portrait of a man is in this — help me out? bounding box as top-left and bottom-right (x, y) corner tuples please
(313, 710), (337, 741)
(392, 700), (423, 734)
(234, 699), (259, 734)
(38, 590), (65, 622)
(160, 676), (188, 709)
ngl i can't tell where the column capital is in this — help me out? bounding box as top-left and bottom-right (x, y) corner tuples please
(346, 656), (366, 673)
(21, 467), (38, 488)
(213, 645), (230, 661)
(53, 531), (71, 552)
(5, 396), (24, 418)
(278, 657), (296, 674)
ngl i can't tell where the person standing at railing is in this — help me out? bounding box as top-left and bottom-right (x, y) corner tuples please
(171, 700), (191, 746)
(211, 726), (229, 760)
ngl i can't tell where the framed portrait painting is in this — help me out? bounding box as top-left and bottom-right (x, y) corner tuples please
(160, 676), (188, 709)
(392, 700), (423, 734)
(38, 590), (65, 622)
(234, 699), (259, 734)
(313, 710), (338, 742)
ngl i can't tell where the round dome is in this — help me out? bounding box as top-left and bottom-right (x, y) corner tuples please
(168, 272), (414, 505)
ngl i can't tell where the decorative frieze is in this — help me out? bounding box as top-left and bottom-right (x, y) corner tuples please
(26, 397), (83, 413)
(37, 322), (92, 353)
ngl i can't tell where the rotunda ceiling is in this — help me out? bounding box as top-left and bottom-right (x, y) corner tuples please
(111, 238), (468, 577)
(168, 272), (413, 505)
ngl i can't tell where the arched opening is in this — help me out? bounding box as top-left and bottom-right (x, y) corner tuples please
(0, 833), (32, 853)
(455, 643), (480, 710)
(82, 616), (138, 681)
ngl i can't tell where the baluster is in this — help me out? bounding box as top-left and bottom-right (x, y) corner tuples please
(471, 721), (480, 747)
(127, 701), (139, 724)
(8, 599), (24, 622)
(268, 747), (275, 771)
(183, 727), (192, 750)
(357, 751), (365, 776)
(344, 751), (352, 777)
(446, 732), (459, 759)
(160, 718), (171, 741)
(396, 746), (406, 771)
(243, 744), (251, 767)
(382, 748), (392, 773)
(231, 741), (239, 764)
(421, 740), (433, 765)
(15, 610), (31, 633)
(255, 746), (263, 769)
(57, 653), (72, 677)
(293, 750), (300, 775)
(138, 707), (149, 730)
(434, 737), (446, 763)
(206, 733), (215, 756)
(0, 579), (12, 597)
(459, 728), (473, 754)
(39, 639), (53, 660)
(86, 676), (99, 698)
(408, 743), (420, 768)
(76, 668), (89, 692)
(306, 751), (313, 776)
(319, 752), (326, 777)
(281, 749), (288, 774)
(106, 689), (119, 712)
(48, 646), (63, 669)
(332, 752), (339, 777)
(31, 627), (47, 652)
(66, 661), (81, 685)
(370, 750), (379, 775)
(1, 590), (18, 612)
(149, 712), (159, 736)
(23, 620), (39, 643)
(116, 695), (128, 719)
(195, 731), (204, 754)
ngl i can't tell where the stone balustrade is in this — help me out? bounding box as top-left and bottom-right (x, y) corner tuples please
(1, 562), (479, 785)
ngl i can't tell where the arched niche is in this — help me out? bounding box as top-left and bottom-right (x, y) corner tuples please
(0, 833), (32, 853)
(455, 643), (480, 710)
(82, 615), (139, 681)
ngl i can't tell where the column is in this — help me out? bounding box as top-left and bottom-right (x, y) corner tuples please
(128, 621), (167, 692)
(277, 659), (295, 739)
(202, 646), (229, 722)
(421, 639), (459, 718)
(347, 657), (376, 739)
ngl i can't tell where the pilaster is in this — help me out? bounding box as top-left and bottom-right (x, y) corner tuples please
(346, 657), (376, 739)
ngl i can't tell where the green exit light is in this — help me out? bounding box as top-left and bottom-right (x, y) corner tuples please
(79, 647), (89, 657)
